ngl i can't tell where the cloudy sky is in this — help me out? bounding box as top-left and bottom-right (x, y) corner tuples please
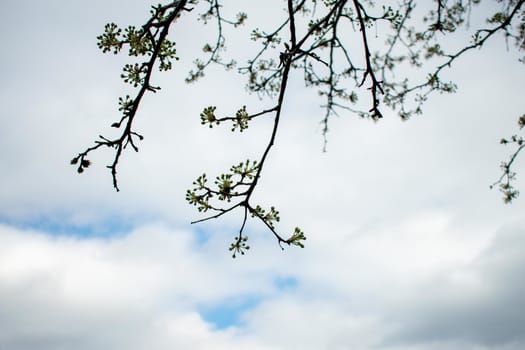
(1, 1), (524, 349)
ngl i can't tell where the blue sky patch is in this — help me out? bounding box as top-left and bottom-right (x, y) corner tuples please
(0, 215), (133, 239)
(200, 295), (262, 329)
(193, 226), (212, 245)
(200, 277), (298, 329)
(274, 276), (298, 290)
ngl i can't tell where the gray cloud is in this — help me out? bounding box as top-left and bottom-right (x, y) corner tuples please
(383, 225), (525, 348)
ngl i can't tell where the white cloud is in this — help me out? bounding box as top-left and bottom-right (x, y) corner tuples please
(0, 224), (279, 349)
(1, 219), (524, 349)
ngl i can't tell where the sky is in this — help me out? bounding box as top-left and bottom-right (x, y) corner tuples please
(1, 1), (524, 349)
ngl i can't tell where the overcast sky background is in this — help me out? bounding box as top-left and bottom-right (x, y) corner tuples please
(1, 1), (524, 349)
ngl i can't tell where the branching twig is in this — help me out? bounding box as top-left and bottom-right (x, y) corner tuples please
(75, 0), (525, 255)
(353, 0), (384, 120)
(72, 1), (191, 191)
